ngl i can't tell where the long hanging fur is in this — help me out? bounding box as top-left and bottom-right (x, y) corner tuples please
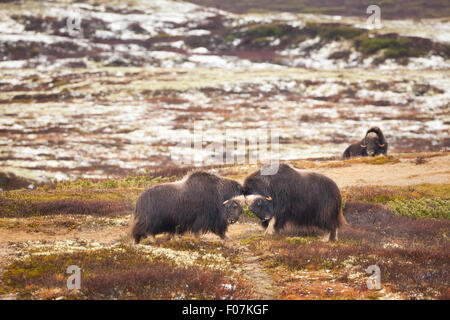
(130, 171), (243, 243)
(243, 163), (345, 241)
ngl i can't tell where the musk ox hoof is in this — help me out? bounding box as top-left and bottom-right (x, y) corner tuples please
(330, 229), (338, 241)
(169, 234), (181, 241)
(322, 229), (338, 242)
(133, 234), (144, 244)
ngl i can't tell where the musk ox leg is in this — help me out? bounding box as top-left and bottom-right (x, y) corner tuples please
(169, 234), (176, 240)
(133, 233), (148, 244)
(134, 234), (142, 244)
(265, 217), (276, 235)
(322, 232), (330, 242)
(323, 229), (338, 242)
(329, 228), (338, 242)
(163, 233), (176, 241)
(193, 232), (202, 240)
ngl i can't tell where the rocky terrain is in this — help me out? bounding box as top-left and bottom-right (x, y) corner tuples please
(0, 0), (449, 182)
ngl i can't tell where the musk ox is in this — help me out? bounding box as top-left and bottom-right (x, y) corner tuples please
(130, 171), (243, 243)
(343, 127), (388, 159)
(243, 164), (345, 241)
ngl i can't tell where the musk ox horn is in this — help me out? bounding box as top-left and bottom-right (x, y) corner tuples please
(223, 200), (229, 205)
(378, 143), (385, 147)
(266, 196), (272, 201)
(360, 144), (366, 148)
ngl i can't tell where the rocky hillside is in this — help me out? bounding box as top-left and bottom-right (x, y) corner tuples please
(1, 0), (449, 70)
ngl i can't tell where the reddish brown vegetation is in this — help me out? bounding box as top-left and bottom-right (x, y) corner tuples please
(1, 247), (252, 299)
(0, 198), (133, 218)
(247, 199), (449, 299)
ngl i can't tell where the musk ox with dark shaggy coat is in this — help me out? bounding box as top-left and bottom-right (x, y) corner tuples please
(130, 171), (243, 243)
(343, 127), (388, 159)
(243, 164), (345, 241)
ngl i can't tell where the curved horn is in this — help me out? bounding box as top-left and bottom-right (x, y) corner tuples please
(360, 144), (366, 148)
(223, 200), (229, 205)
(378, 143), (385, 147)
(266, 196), (272, 201)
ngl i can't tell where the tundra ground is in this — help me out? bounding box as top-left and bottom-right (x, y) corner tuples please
(0, 153), (448, 300)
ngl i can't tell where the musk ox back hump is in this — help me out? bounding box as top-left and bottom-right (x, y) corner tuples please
(184, 171), (242, 201)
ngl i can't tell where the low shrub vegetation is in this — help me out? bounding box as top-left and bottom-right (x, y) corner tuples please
(0, 246), (252, 299)
(342, 184), (450, 220)
(387, 198), (450, 219)
(246, 204), (449, 299)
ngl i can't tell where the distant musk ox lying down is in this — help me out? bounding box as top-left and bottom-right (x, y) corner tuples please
(130, 171), (243, 243)
(343, 127), (388, 159)
(244, 164), (345, 241)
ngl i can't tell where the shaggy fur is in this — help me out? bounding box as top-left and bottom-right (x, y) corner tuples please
(223, 198), (244, 224)
(245, 195), (274, 229)
(243, 164), (345, 241)
(343, 126), (388, 159)
(130, 171), (243, 243)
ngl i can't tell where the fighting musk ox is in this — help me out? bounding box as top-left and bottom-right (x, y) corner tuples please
(243, 164), (345, 241)
(343, 127), (388, 159)
(130, 171), (243, 243)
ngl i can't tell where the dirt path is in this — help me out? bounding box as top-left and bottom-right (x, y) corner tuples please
(222, 223), (280, 299)
(235, 244), (280, 299)
(169, 222), (281, 299)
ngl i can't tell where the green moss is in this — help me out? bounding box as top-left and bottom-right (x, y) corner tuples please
(354, 36), (430, 59)
(344, 184), (450, 219)
(251, 37), (272, 46)
(285, 237), (311, 244)
(225, 34), (236, 42)
(304, 23), (366, 41)
(242, 205), (258, 219)
(402, 184), (450, 200)
(387, 198), (450, 219)
(242, 23), (289, 38)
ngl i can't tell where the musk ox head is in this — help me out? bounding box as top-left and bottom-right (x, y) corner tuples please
(245, 195), (274, 222)
(361, 127), (386, 156)
(223, 198), (243, 224)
